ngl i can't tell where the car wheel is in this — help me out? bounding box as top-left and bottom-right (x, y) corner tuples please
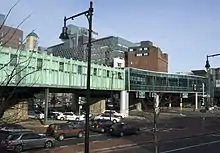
(58, 134), (65, 141)
(45, 141), (53, 148)
(113, 119), (117, 123)
(100, 128), (105, 133)
(77, 131), (83, 138)
(60, 117), (64, 120)
(14, 145), (23, 153)
(120, 132), (124, 137)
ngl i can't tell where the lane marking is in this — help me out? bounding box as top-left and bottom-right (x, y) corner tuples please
(63, 133), (103, 140)
(77, 142), (84, 145)
(92, 140), (99, 143)
(161, 140), (220, 153)
(59, 145), (68, 148)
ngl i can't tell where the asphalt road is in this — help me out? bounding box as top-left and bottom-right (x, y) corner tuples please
(105, 133), (220, 153)
(1, 113), (220, 153)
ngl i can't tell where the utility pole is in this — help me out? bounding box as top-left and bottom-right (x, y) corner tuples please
(205, 53), (220, 108)
(59, 1), (93, 152)
(152, 76), (159, 153)
(180, 93), (183, 116)
(109, 72), (114, 121)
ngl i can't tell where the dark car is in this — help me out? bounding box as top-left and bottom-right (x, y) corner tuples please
(67, 120), (85, 129)
(109, 123), (140, 137)
(90, 119), (114, 133)
(46, 123), (84, 141)
(1, 132), (55, 153)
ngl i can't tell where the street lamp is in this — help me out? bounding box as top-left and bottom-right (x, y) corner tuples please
(205, 53), (220, 108)
(59, 1), (93, 153)
(109, 72), (115, 121)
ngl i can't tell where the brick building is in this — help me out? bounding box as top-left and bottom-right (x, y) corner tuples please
(125, 41), (168, 72)
(0, 25), (23, 49)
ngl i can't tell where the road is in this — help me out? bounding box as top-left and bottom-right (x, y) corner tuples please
(1, 112), (220, 153)
(103, 134), (220, 153)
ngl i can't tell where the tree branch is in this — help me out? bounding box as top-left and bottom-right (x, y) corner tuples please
(0, 0), (21, 31)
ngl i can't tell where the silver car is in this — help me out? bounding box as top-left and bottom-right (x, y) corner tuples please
(1, 132), (56, 152)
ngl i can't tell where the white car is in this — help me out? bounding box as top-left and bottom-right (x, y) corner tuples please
(35, 113), (44, 119)
(102, 110), (125, 118)
(94, 113), (121, 123)
(57, 112), (85, 121)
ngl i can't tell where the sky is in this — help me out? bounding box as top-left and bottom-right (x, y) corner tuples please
(1, 0), (220, 72)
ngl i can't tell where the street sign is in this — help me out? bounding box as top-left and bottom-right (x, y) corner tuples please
(182, 93), (188, 98)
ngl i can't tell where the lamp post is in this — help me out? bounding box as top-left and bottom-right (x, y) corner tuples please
(205, 53), (220, 108)
(59, 1), (93, 153)
(109, 72), (115, 121)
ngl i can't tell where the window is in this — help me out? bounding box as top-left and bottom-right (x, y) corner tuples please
(37, 58), (43, 70)
(139, 48), (143, 51)
(144, 52), (149, 56)
(107, 70), (110, 77)
(117, 63), (122, 67)
(93, 68), (97, 76)
(59, 62), (64, 71)
(136, 53), (142, 57)
(118, 72), (123, 79)
(78, 65), (82, 74)
(21, 133), (41, 140)
(10, 54), (17, 66)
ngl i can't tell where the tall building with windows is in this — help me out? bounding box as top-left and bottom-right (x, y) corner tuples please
(0, 25), (23, 49)
(48, 24), (136, 67)
(125, 41), (168, 72)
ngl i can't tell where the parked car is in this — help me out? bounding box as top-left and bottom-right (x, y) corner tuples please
(109, 123), (140, 137)
(64, 112), (85, 121)
(67, 120), (85, 129)
(94, 114), (121, 123)
(102, 110), (125, 118)
(46, 123), (84, 141)
(35, 110), (63, 119)
(0, 124), (32, 133)
(90, 119), (114, 133)
(1, 132), (55, 152)
(56, 112), (84, 121)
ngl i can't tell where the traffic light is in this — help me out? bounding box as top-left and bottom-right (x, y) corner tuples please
(193, 84), (197, 91)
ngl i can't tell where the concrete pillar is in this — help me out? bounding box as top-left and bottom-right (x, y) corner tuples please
(44, 88), (49, 124)
(195, 92), (198, 110)
(90, 99), (105, 114)
(120, 91), (129, 117)
(71, 93), (79, 112)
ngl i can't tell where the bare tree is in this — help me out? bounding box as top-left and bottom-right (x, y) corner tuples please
(0, 1), (39, 122)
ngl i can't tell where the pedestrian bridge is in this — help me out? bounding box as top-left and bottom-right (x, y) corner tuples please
(0, 47), (125, 91)
(0, 47), (207, 93)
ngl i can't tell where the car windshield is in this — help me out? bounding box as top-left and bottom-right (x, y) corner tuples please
(6, 134), (20, 140)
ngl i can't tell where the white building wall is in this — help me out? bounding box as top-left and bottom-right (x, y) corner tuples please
(113, 57), (125, 68)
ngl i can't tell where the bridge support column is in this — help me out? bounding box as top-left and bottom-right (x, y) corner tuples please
(71, 93), (79, 112)
(44, 88), (49, 124)
(195, 92), (198, 110)
(120, 91), (129, 117)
